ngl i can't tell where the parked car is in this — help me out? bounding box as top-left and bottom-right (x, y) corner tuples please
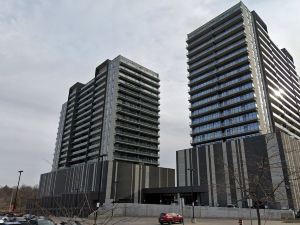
(0, 218), (21, 225)
(158, 213), (183, 224)
(26, 218), (54, 225)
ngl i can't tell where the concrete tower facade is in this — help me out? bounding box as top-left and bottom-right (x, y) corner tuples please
(54, 55), (160, 169)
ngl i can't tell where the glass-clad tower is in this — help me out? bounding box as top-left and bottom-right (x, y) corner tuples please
(187, 2), (300, 146)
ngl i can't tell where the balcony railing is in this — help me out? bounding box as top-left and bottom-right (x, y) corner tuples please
(114, 147), (159, 158)
(188, 30), (245, 63)
(115, 130), (159, 144)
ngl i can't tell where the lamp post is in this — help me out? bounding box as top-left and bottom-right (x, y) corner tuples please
(94, 153), (107, 225)
(12, 170), (23, 212)
(187, 168), (196, 223)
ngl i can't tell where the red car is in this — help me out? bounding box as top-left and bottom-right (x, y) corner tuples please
(158, 213), (184, 224)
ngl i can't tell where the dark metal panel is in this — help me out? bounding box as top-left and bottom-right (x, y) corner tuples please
(149, 166), (159, 188)
(115, 161), (133, 202)
(168, 169), (175, 187)
(214, 142), (227, 206)
(198, 147), (209, 205)
(191, 148), (198, 185)
(243, 135), (273, 203)
(160, 168), (167, 187)
(226, 141), (237, 205)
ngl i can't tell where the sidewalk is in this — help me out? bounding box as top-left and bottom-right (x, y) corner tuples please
(81, 217), (300, 225)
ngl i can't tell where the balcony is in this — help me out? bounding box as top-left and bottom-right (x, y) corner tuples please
(75, 115), (90, 126)
(76, 109), (92, 121)
(77, 91), (93, 104)
(72, 134), (89, 143)
(119, 80), (159, 99)
(188, 22), (244, 56)
(70, 154), (86, 162)
(117, 107), (159, 124)
(190, 83), (253, 107)
(118, 86), (159, 105)
(77, 102), (93, 114)
(189, 64), (251, 87)
(188, 40), (246, 72)
(90, 121), (102, 129)
(115, 138), (158, 150)
(90, 129), (101, 136)
(117, 100), (159, 117)
(89, 136), (101, 143)
(79, 84), (94, 97)
(117, 116), (159, 130)
(91, 116), (102, 124)
(189, 47), (248, 76)
(188, 14), (243, 49)
(66, 112), (74, 120)
(72, 127), (89, 137)
(67, 101), (75, 110)
(188, 56), (249, 84)
(71, 148), (88, 157)
(188, 30), (245, 64)
(72, 141), (88, 149)
(114, 147), (159, 158)
(114, 155), (159, 165)
(274, 122), (300, 140)
(118, 93), (159, 112)
(191, 102), (257, 127)
(120, 69), (159, 91)
(74, 121), (90, 131)
(116, 130), (159, 144)
(68, 94), (76, 102)
(116, 122), (158, 136)
(119, 66), (159, 87)
(224, 123), (260, 138)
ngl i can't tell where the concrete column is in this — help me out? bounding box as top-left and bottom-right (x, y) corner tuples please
(210, 146), (218, 206)
(134, 164), (139, 203)
(105, 161), (113, 202)
(206, 146), (212, 206)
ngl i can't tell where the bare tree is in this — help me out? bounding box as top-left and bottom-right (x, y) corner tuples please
(225, 133), (300, 225)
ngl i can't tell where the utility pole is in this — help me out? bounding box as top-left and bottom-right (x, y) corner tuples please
(94, 154), (107, 225)
(12, 170), (23, 212)
(187, 168), (196, 223)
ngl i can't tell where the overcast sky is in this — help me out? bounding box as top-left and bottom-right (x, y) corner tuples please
(1, 0), (300, 187)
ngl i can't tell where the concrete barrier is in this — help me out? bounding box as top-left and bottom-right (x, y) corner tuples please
(102, 203), (295, 220)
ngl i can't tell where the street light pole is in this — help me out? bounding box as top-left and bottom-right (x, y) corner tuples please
(187, 168), (196, 223)
(12, 170), (23, 212)
(94, 153), (107, 225)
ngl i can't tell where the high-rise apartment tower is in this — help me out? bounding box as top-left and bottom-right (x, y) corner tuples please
(187, 2), (300, 146)
(54, 55), (160, 169)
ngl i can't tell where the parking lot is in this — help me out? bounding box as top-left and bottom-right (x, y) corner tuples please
(83, 217), (300, 225)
